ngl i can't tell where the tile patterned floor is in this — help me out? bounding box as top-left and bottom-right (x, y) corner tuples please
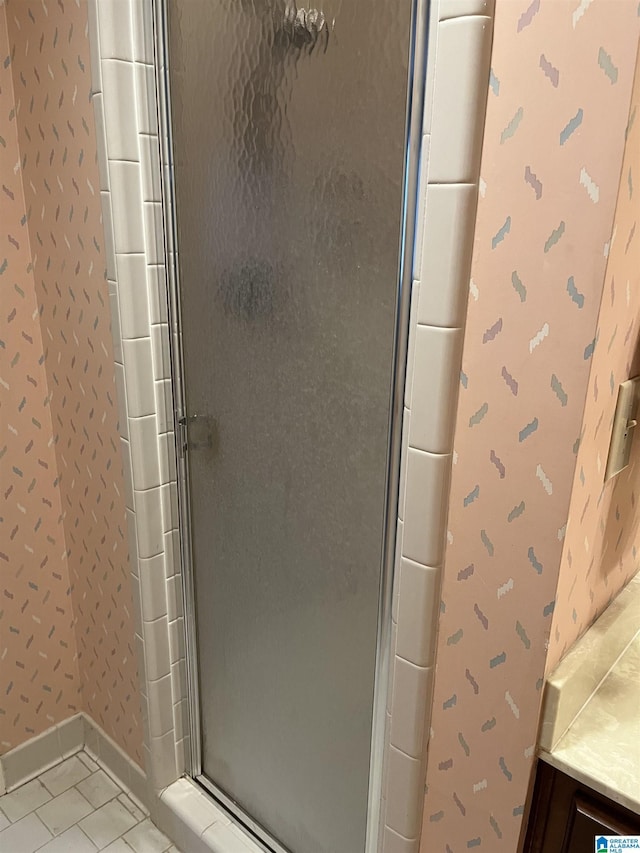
(0, 751), (181, 852)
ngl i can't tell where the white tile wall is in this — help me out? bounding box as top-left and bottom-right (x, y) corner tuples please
(139, 555), (170, 622)
(382, 0), (493, 848)
(408, 325), (463, 453)
(396, 558), (440, 667)
(385, 747), (424, 840)
(97, 0), (134, 61)
(102, 61), (139, 160)
(416, 183), (478, 327)
(134, 487), (164, 558)
(116, 254), (151, 339)
(108, 162), (146, 253)
(384, 826), (416, 853)
(129, 416), (161, 489)
(389, 659), (432, 758)
(427, 16), (493, 182)
(88, 0), (184, 790)
(89, 0), (494, 850)
(439, 0), (495, 20)
(402, 448), (451, 567)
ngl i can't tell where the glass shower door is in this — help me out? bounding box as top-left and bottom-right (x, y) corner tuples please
(165, 2), (414, 851)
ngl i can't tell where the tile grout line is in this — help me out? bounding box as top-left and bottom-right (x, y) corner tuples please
(0, 752), (176, 853)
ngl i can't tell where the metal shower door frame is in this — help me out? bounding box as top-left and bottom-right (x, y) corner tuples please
(150, 1), (428, 850)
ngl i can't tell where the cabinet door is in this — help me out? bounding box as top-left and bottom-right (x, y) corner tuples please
(564, 796), (640, 853)
(523, 761), (640, 853)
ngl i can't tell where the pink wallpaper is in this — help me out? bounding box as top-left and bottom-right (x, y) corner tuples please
(548, 46), (640, 672)
(0, 5), (81, 751)
(1, 0), (142, 764)
(421, 3), (640, 851)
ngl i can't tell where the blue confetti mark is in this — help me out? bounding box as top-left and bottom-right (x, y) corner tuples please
(490, 815), (503, 839)
(551, 374), (568, 406)
(448, 628), (464, 645)
(567, 275), (584, 308)
(598, 46), (618, 84)
(481, 529), (494, 556)
(519, 418), (539, 442)
(489, 652), (506, 668)
(516, 621), (531, 649)
(508, 501), (525, 522)
(560, 108), (583, 145)
(464, 485), (480, 507)
(492, 216), (511, 249)
(469, 402), (489, 427)
(458, 732), (470, 756)
(501, 108), (524, 143)
(544, 221), (565, 252)
(511, 270), (526, 302)
(527, 546), (543, 574)
(499, 757), (513, 781)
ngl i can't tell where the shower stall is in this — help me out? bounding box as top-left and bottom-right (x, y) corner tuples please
(159, 1), (419, 851)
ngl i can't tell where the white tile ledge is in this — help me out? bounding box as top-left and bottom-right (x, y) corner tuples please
(438, 0), (495, 21)
(156, 778), (261, 853)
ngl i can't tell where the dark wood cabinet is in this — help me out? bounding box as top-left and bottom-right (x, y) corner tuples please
(524, 760), (640, 853)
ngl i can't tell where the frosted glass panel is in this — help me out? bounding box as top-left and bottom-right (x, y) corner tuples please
(167, 1), (412, 850)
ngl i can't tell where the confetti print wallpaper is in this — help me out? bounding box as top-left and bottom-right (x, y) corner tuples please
(0, 5), (81, 752)
(0, 0), (142, 765)
(421, 2), (640, 851)
(549, 45), (640, 672)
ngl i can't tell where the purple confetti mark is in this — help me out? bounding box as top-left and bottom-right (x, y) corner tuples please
(501, 365), (519, 395)
(489, 449), (506, 478)
(474, 603), (489, 629)
(483, 317), (503, 343)
(517, 0), (540, 32)
(539, 54), (559, 87)
(524, 165), (543, 199)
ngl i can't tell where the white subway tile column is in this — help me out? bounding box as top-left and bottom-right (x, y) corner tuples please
(381, 1), (494, 849)
(87, 0), (184, 804)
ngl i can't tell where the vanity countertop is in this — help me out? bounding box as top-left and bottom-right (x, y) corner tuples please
(538, 573), (640, 815)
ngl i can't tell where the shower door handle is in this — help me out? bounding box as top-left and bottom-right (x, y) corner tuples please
(178, 414), (218, 456)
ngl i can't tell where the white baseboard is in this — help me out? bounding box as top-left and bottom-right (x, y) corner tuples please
(0, 713), (148, 809)
(82, 714), (149, 809)
(0, 714), (84, 793)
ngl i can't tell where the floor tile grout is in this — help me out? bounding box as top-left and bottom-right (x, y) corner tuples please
(0, 750), (177, 852)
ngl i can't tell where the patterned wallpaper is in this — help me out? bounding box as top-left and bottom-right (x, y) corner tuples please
(1, 0), (142, 764)
(0, 5), (81, 752)
(548, 45), (640, 672)
(421, 3), (640, 851)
